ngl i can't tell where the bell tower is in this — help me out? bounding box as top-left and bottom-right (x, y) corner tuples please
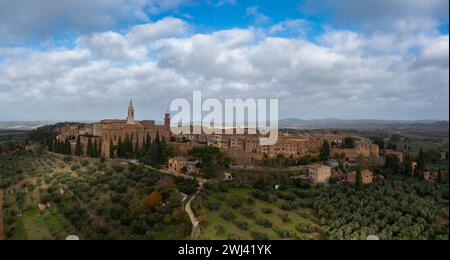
(127, 99), (135, 124)
(164, 111), (170, 130)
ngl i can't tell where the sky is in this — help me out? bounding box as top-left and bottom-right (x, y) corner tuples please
(0, 0), (449, 121)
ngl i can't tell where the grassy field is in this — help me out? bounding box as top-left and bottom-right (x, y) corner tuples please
(196, 187), (323, 240)
(11, 208), (75, 240)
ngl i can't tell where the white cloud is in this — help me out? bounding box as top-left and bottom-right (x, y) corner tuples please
(246, 6), (271, 25)
(301, 0), (449, 33)
(128, 17), (189, 45)
(0, 17), (448, 121)
(268, 19), (311, 37)
(0, 0), (194, 44)
(215, 0), (237, 7)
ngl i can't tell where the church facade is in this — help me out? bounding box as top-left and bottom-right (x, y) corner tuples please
(94, 100), (171, 158)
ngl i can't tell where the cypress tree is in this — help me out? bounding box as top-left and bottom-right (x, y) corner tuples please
(75, 136), (82, 156)
(417, 149), (426, 174)
(437, 169), (443, 183)
(355, 167), (363, 191)
(319, 140), (331, 162)
(93, 139), (98, 158)
(87, 137), (93, 158)
(135, 140), (139, 158)
(404, 154), (413, 176)
(109, 138), (114, 158)
(145, 133), (151, 151)
(117, 137), (123, 158)
(98, 140), (102, 158)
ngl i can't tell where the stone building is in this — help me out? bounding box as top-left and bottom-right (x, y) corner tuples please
(346, 170), (374, 185)
(99, 100), (171, 158)
(168, 156), (199, 174)
(305, 164), (332, 184)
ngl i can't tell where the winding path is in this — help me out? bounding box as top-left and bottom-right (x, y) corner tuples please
(185, 189), (202, 239)
(46, 153), (210, 240)
(130, 161), (208, 239)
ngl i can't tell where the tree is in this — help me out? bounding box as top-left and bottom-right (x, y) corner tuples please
(117, 137), (123, 158)
(417, 149), (426, 176)
(64, 139), (71, 155)
(98, 140), (102, 158)
(355, 167), (363, 191)
(371, 137), (385, 150)
(147, 191), (163, 209)
(157, 177), (177, 190)
(403, 154), (413, 176)
(437, 169), (443, 183)
(75, 136), (82, 157)
(145, 133), (151, 151)
(109, 139), (114, 158)
(93, 139), (98, 158)
(343, 137), (355, 148)
(319, 141), (331, 162)
(87, 137), (93, 158)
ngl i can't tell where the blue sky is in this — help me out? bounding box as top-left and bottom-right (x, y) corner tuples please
(0, 0), (448, 121)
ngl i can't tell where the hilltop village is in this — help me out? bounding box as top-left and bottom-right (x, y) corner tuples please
(43, 101), (438, 186)
(3, 101), (448, 241)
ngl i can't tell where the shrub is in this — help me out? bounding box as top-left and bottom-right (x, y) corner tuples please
(220, 211), (236, 221)
(206, 201), (221, 211)
(104, 168), (113, 176)
(251, 231), (269, 240)
(241, 208), (255, 218)
(227, 197), (244, 209)
(256, 218), (272, 228)
(147, 191), (163, 209)
(63, 156), (73, 163)
(275, 228), (293, 239)
(261, 207), (273, 214)
(246, 197), (255, 205)
(296, 224), (317, 234)
(234, 221), (249, 231)
(227, 234), (242, 240)
(71, 164), (81, 171)
(112, 164), (124, 173)
(215, 225), (226, 236)
(279, 213), (290, 223)
(280, 201), (297, 211)
(86, 166), (96, 174)
(80, 160), (89, 167)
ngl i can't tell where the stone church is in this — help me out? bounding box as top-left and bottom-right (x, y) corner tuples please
(94, 100), (171, 158)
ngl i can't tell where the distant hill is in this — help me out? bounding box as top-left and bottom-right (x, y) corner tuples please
(0, 121), (54, 130)
(279, 118), (448, 129)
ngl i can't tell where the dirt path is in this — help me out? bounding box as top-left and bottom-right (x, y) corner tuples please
(0, 189), (4, 240)
(185, 189), (201, 240)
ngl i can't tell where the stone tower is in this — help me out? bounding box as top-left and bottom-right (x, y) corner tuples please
(164, 111), (170, 130)
(127, 99), (135, 124)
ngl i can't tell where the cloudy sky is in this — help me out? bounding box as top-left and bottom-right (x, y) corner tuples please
(0, 0), (448, 121)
